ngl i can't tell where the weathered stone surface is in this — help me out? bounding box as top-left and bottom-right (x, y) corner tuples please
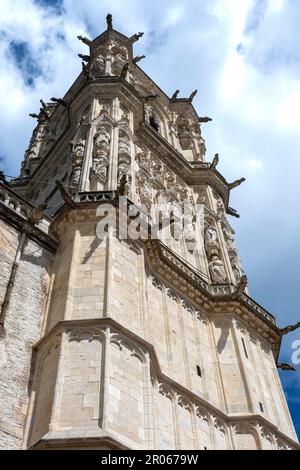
(0, 16), (298, 451)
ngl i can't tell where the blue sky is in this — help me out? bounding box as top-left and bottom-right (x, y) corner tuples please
(0, 0), (299, 439)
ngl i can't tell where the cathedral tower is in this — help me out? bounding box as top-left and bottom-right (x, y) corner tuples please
(0, 15), (299, 450)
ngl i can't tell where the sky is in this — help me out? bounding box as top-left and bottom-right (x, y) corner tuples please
(0, 0), (299, 440)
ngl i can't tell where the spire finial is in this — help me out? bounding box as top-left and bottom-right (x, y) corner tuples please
(106, 13), (113, 30)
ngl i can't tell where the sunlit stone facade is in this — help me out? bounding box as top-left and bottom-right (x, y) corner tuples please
(0, 16), (298, 450)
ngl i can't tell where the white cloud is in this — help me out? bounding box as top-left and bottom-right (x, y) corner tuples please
(277, 81), (300, 129)
(163, 3), (186, 27)
(267, 0), (285, 13)
(246, 158), (264, 170)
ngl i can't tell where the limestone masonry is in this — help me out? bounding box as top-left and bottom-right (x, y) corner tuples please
(0, 14), (299, 450)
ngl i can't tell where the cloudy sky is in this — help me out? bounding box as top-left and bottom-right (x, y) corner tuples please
(0, 0), (299, 438)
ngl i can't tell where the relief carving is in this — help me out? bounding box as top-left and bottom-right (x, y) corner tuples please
(69, 138), (86, 188)
(90, 125), (111, 190)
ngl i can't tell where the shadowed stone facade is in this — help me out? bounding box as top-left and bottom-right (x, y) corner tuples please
(0, 16), (299, 450)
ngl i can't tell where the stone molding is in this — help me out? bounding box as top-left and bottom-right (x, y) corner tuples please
(30, 317), (299, 450)
(0, 183), (58, 253)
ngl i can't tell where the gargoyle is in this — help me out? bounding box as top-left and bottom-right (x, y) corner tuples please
(82, 61), (94, 80)
(141, 94), (158, 103)
(188, 89), (197, 103)
(210, 154), (219, 169)
(120, 63), (129, 80)
(29, 113), (40, 120)
(227, 207), (240, 218)
(113, 175), (129, 207)
(51, 97), (69, 107)
(78, 54), (90, 62)
(199, 116), (212, 123)
(278, 321), (300, 336)
(56, 180), (76, 208)
(228, 178), (246, 190)
(277, 363), (296, 371)
(132, 55), (146, 64)
(171, 90), (180, 101)
(77, 35), (92, 46)
(232, 275), (248, 300)
(130, 32), (144, 43)
(27, 204), (46, 225)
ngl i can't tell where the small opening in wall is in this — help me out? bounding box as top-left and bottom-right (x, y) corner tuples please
(196, 365), (202, 377)
(204, 446), (207, 450)
(259, 402), (264, 413)
(241, 338), (248, 359)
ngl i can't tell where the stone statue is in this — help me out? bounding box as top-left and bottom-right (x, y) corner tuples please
(136, 172), (152, 210)
(118, 174), (129, 196)
(209, 255), (227, 284)
(89, 55), (105, 79)
(222, 222), (236, 252)
(199, 137), (206, 159)
(93, 156), (109, 180)
(205, 226), (218, 245)
(93, 127), (111, 158)
(82, 61), (91, 79)
(106, 13), (113, 30)
(118, 136), (131, 155)
(118, 161), (130, 183)
(70, 139), (86, 187)
(231, 258), (242, 282)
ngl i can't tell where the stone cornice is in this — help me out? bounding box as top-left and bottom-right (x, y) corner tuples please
(0, 183), (58, 253)
(30, 433), (130, 450)
(11, 76), (236, 213)
(145, 238), (282, 358)
(33, 318), (299, 449)
(49, 195), (282, 357)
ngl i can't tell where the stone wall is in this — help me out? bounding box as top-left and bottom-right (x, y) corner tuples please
(0, 219), (52, 449)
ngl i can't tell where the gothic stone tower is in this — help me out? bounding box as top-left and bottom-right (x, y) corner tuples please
(0, 15), (299, 450)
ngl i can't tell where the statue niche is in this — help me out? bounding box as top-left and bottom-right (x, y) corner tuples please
(204, 224), (228, 284)
(69, 138), (86, 189)
(88, 51), (106, 79)
(117, 127), (131, 185)
(177, 115), (193, 150)
(136, 170), (152, 211)
(111, 45), (128, 75)
(90, 125), (111, 191)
